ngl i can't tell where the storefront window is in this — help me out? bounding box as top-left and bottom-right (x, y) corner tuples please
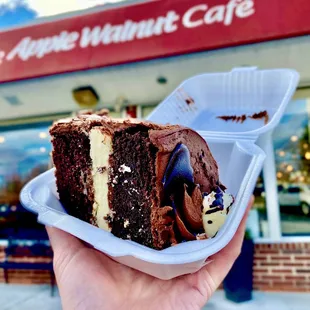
(274, 99), (310, 236)
(0, 125), (52, 240)
(253, 98), (310, 238)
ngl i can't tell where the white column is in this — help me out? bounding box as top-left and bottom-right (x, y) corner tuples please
(137, 105), (142, 119)
(307, 98), (310, 143)
(257, 132), (282, 240)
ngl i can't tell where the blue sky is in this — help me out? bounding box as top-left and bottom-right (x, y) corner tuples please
(0, 0), (123, 29)
(0, 0), (36, 28)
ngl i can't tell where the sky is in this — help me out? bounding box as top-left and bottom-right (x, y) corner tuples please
(0, 0), (124, 29)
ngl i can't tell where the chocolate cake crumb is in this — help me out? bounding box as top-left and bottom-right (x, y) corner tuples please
(217, 114), (247, 123)
(97, 167), (107, 173)
(178, 88), (195, 106)
(250, 110), (269, 124)
(217, 110), (269, 124)
(185, 97), (195, 105)
(75, 108), (110, 117)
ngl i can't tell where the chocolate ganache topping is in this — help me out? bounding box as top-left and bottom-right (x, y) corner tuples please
(162, 144), (205, 240)
(162, 143), (234, 242)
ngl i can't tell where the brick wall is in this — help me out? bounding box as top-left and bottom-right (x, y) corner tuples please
(254, 243), (310, 292)
(0, 245), (53, 285)
(1, 243), (310, 291)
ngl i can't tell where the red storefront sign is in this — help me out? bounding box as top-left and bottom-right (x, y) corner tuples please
(0, 0), (309, 83)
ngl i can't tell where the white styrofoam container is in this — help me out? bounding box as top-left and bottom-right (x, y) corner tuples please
(20, 67), (299, 280)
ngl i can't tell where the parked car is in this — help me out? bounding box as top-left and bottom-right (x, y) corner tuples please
(278, 184), (310, 216)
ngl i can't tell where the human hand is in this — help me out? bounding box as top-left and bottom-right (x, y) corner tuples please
(47, 196), (254, 310)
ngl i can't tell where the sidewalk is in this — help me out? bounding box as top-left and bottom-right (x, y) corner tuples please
(0, 284), (309, 310)
(0, 284), (61, 310)
(204, 290), (309, 310)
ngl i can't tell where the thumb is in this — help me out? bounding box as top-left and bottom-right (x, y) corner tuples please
(46, 226), (86, 283)
(46, 226), (83, 254)
(46, 226), (85, 268)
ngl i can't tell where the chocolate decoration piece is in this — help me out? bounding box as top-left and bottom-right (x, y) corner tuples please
(162, 144), (194, 192)
(183, 184), (203, 231)
(191, 184), (203, 208)
(219, 182), (227, 191)
(175, 210), (196, 241)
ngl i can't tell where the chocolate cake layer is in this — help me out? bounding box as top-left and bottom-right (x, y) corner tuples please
(51, 125), (95, 224)
(109, 126), (157, 248)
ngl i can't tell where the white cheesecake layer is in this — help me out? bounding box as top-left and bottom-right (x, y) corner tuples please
(89, 128), (113, 231)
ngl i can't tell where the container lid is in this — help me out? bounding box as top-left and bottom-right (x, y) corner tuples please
(147, 67), (299, 140)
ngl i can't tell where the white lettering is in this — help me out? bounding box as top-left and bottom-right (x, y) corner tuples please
(153, 16), (166, 35)
(25, 41), (37, 60)
(125, 23), (137, 41)
(236, 0), (255, 18)
(182, 4), (207, 28)
(224, 0), (239, 26)
(80, 12), (179, 47)
(7, 31), (80, 61)
(183, 0), (255, 29)
(5, 1), (255, 63)
(34, 31), (78, 57)
(80, 26), (103, 48)
(101, 24), (114, 45)
(136, 19), (156, 39)
(164, 11), (179, 33)
(111, 25), (123, 43)
(204, 5), (225, 24)
(120, 20), (133, 41)
(6, 37), (31, 61)
(49, 34), (63, 53)
(120, 19), (154, 41)
(62, 31), (79, 50)
(36, 38), (52, 58)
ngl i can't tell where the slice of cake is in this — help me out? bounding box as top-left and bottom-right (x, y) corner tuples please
(50, 114), (234, 249)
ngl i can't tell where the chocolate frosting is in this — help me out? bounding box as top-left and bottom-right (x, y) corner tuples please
(149, 128), (218, 244)
(160, 142), (214, 242)
(149, 127), (219, 197)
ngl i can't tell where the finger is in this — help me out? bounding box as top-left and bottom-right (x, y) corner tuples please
(46, 226), (83, 255)
(203, 196), (254, 288)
